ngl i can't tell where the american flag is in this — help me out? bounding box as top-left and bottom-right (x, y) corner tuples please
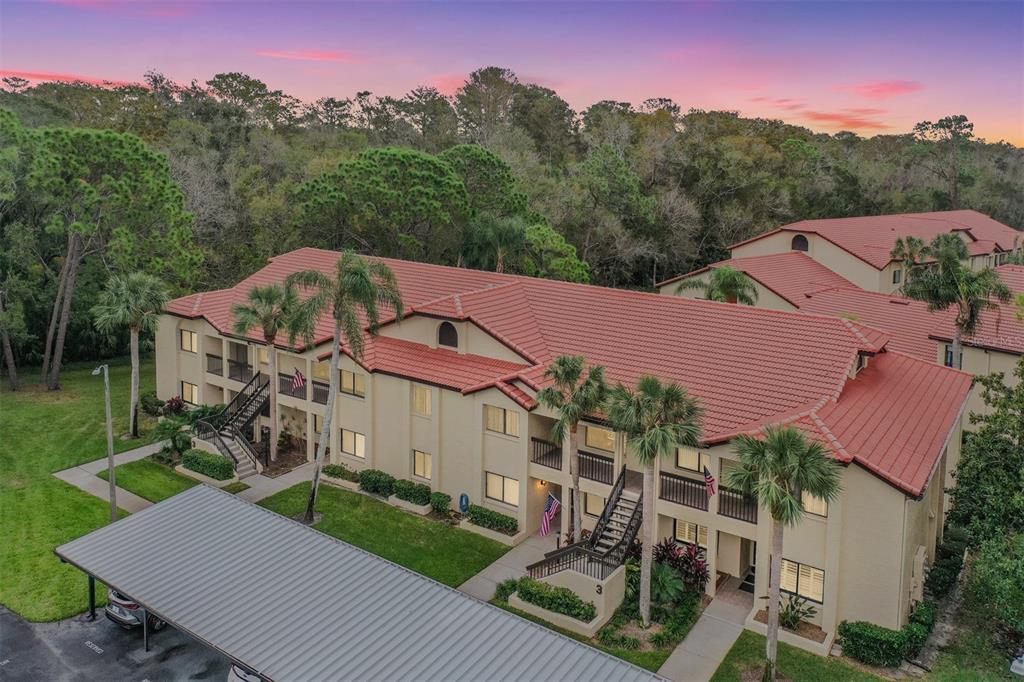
(292, 368), (306, 392)
(704, 465), (717, 497)
(540, 493), (561, 536)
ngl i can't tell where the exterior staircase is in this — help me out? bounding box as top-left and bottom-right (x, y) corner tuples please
(592, 490), (639, 553)
(194, 372), (270, 480)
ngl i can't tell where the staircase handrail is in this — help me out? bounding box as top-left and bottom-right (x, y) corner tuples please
(217, 370), (264, 422)
(223, 422), (262, 470)
(586, 467), (628, 550)
(195, 419), (238, 464)
(599, 490), (643, 565)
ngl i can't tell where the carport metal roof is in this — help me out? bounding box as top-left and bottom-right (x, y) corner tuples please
(56, 485), (662, 682)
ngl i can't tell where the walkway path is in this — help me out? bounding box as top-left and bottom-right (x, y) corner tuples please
(457, 532), (558, 601)
(658, 580), (751, 682)
(52, 442), (315, 513)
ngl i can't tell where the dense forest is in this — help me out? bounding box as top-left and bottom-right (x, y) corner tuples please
(1, 66), (1022, 383)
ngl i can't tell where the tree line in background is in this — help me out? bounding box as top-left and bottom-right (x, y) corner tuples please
(1, 66), (1022, 383)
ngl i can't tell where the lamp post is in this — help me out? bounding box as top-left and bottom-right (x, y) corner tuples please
(93, 364), (117, 523)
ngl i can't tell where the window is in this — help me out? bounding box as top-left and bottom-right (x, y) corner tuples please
(341, 428), (366, 458)
(412, 385), (432, 416)
(340, 369), (366, 397)
(179, 329), (198, 353)
(780, 559), (825, 603)
(676, 446), (711, 473)
(801, 490), (828, 517)
(943, 345), (963, 369)
(438, 321), (459, 348)
(484, 405), (520, 437)
(258, 347), (269, 366)
(314, 413), (324, 433)
(791, 234), (809, 251)
(413, 450), (432, 480)
(485, 472), (519, 506)
(585, 425), (615, 451)
(892, 268), (902, 284)
(180, 381), (199, 405)
(312, 362), (331, 381)
(584, 493), (605, 517)
(674, 520), (708, 548)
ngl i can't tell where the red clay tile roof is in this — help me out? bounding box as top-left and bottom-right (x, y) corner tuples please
(656, 252), (855, 306)
(167, 247), (972, 496)
(996, 264), (1024, 293)
(731, 210), (1021, 270)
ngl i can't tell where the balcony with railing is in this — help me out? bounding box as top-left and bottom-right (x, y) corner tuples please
(659, 472), (709, 511)
(278, 372), (308, 400)
(578, 450), (614, 485)
(227, 359), (253, 383)
(530, 438), (561, 470)
(718, 486), (758, 524)
(311, 380), (329, 405)
(206, 353), (223, 376)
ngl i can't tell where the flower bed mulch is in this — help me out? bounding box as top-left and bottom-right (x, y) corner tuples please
(754, 608), (828, 643)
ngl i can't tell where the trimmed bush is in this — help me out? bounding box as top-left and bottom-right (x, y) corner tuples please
(182, 448), (234, 481)
(516, 577), (597, 622)
(903, 622), (930, 658)
(494, 578), (518, 602)
(909, 601), (937, 630)
(322, 464), (359, 482)
(394, 479), (431, 505)
(359, 469), (395, 497)
(430, 491), (451, 516)
(140, 391), (164, 417)
(838, 621), (906, 667)
(467, 504), (518, 535)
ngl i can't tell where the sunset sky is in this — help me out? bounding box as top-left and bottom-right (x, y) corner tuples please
(2, 0), (1022, 144)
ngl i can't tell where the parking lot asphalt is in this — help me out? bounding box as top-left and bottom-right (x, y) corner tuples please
(0, 605), (229, 681)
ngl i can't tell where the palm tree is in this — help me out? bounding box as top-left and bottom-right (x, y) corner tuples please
(725, 425), (842, 681)
(92, 273), (169, 438)
(286, 252), (403, 524)
(536, 355), (608, 542)
(898, 234), (1011, 369)
(232, 282), (310, 462)
(606, 375), (703, 627)
(676, 265), (758, 305)
(890, 235), (927, 267)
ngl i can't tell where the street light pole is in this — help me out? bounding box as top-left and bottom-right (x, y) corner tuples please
(93, 364), (117, 523)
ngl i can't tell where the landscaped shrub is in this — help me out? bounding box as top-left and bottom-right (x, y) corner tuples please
(359, 469), (395, 497)
(322, 464), (359, 482)
(650, 561), (685, 605)
(926, 536), (966, 597)
(494, 578), (518, 602)
(467, 504), (518, 535)
(163, 395), (185, 416)
(964, 533), (1024, 647)
(182, 448), (234, 481)
(516, 577), (597, 622)
(393, 479), (431, 505)
(140, 391), (164, 417)
(909, 601), (937, 630)
(779, 594), (818, 630)
(430, 491), (451, 515)
(838, 620), (906, 667)
(183, 403), (226, 427)
(903, 621), (930, 658)
(597, 628), (641, 649)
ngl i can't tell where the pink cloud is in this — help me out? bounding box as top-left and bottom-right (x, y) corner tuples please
(841, 80), (924, 99)
(0, 69), (137, 87)
(255, 49), (356, 63)
(431, 73), (466, 96)
(748, 96), (805, 111)
(803, 109), (890, 130)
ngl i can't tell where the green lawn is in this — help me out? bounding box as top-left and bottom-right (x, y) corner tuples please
(711, 631), (881, 682)
(928, 623), (1016, 681)
(222, 481), (250, 494)
(258, 483), (508, 587)
(97, 458), (197, 503)
(0, 357), (155, 621)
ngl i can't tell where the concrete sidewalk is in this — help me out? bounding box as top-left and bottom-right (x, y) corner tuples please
(457, 532), (558, 601)
(237, 462), (314, 503)
(658, 584), (751, 682)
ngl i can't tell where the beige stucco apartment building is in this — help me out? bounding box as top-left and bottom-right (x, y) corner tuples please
(158, 247), (972, 652)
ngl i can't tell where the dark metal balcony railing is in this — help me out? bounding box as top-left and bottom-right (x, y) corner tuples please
(227, 359), (253, 383)
(206, 354), (223, 376)
(718, 486), (758, 524)
(659, 472), (709, 511)
(278, 372), (308, 400)
(311, 380), (329, 405)
(578, 450), (614, 485)
(530, 438), (561, 470)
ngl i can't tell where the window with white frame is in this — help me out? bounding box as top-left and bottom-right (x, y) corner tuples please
(892, 268), (902, 284)
(801, 490), (828, 517)
(413, 450), (432, 480)
(676, 446), (711, 473)
(179, 329), (198, 353)
(674, 520), (708, 548)
(485, 472), (519, 506)
(484, 405), (520, 437)
(340, 369), (366, 397)
(180, 381), (199, 405)
(780, 559), (825, 603)
(314, 413), (324, 433)
(412, 385), (432, 416)
(584, 493), (605, 517)
(585, 425), (615, 451)
(341, 428), (365, 458)
(313, 361), (330, 381)
(943, 344), (963, 369)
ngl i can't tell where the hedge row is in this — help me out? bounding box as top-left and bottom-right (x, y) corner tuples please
(321, 464), (359, 482)
(838, 600), (938, 666)
(516, 577), (597, 623)
(182, 449), (234, 481)
(394, 479), (431, 505)
(359, 469), (395, 497)
(467, 504), (518, 535)
(430, 492), (451, 515)
(925, 529), (968, 596)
